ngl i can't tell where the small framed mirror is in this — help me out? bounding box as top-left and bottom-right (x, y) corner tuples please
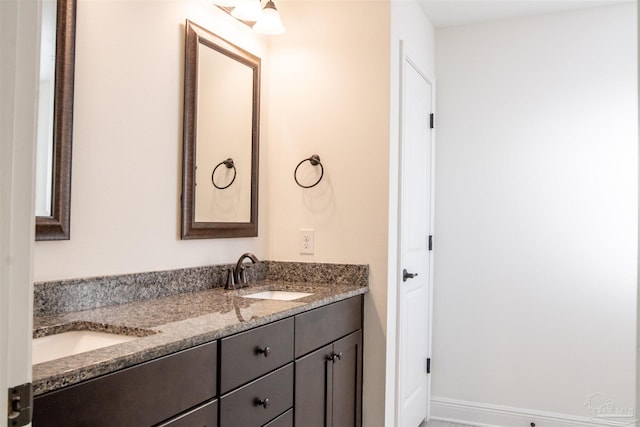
(181, 20), (260, 239)
(35, 0), (75, 241)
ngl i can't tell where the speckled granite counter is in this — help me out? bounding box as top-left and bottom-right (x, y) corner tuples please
(33, 279), (367, 396)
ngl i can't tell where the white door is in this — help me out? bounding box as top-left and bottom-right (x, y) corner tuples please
(1, 0), (40, 424)
(396, 42), (434, 427)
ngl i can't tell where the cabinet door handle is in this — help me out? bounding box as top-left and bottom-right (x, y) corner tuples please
(256, 346), (271, 357)
(327, 352), (343, 363)
(255, 397), (270, 409)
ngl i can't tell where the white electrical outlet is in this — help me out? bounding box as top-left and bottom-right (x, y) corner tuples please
(299, 228), (315, 255)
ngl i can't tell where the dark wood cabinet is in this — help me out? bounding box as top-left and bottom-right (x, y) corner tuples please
(294, 343), (332, 427)
(294, 296), (363, 427)
(330, 331), (362, 427)
(33, 341), (218, 427)
(295, 331), (362, 427)
(33, 295), (363, 427)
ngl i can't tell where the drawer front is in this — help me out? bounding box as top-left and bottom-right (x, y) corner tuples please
(263, 409), (293, 427)
(157, 399), (218, 427)
(33, 341), (217, 427)
(220, 317), (294, 393)
(219, 363), (293, 427)
(295, 296), (362, 357)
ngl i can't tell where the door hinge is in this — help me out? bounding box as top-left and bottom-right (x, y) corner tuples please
(7, 383), (32, 427)
(426, 358), (431, 374)
(428, 235), (433, 251)
(430, 113), (434, 129)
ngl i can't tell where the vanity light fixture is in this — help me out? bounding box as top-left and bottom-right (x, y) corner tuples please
(253, 0), (285, 35)
(213, 0), (285, 35)
(231, 0), (262, 21)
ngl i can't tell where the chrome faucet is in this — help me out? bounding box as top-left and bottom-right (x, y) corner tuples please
(225, 253), (260, 290)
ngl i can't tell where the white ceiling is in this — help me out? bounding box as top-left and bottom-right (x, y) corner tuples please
(418, 0), (635, 28)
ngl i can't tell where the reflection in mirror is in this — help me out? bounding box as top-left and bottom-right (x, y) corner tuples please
(182, 20), (260, 239)
(35, 0), (76, 240)
(36, 0), (56, 217)
(195, 42), (252, 222)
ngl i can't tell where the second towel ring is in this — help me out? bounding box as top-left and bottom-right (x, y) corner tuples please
(212, 158), (236, 190)
(294, 154), (324, 188)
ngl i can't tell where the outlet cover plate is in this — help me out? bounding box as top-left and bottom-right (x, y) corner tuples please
(299, 228), (314, 254)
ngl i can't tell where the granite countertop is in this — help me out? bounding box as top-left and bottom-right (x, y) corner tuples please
(33, 280), (368, 396)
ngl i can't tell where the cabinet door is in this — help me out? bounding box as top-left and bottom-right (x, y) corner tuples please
(294, 343), (332, 427)
(294, 332), (362, 427)
(331, 331), (362, 427)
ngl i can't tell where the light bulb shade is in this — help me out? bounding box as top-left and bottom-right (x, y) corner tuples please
(212, 0), (237, 7)
(231, 0), (262, 21)
(253, 0), (285, 35)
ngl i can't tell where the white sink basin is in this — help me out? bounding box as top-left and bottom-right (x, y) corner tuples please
(242, 291), (314, 301)
(33, 330), (137, 365)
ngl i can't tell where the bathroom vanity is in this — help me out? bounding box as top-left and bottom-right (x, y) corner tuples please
(31, 276), (366, 427)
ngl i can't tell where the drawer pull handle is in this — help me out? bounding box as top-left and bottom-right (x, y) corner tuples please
(255, 397), (271, 409)
(328, 352), (343, 363)
(256, 346), (271, 357)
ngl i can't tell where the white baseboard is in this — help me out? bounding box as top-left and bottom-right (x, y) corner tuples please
(431, 396), (636, 427)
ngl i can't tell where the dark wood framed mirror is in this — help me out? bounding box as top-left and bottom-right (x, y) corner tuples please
(181, 20), (260, 239)
(35, 0), (76, 241)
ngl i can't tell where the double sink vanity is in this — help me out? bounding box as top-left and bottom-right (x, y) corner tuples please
(31, 261), (367, 427)
(33, 5), (363, 424)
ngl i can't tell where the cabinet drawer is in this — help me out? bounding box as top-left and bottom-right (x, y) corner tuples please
(220, 317), (294, 393)
(264, 409), (293, 427)
(33, 341), (217, 427)
(295, 296), (362, 357)
(219, 363), (293, 427)
(156, 399), (218, 427)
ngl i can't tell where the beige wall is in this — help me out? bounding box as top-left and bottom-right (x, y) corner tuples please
(267, 2), (391, 424)
(33, 0), (271, 281)
(34, 0), (392, 424)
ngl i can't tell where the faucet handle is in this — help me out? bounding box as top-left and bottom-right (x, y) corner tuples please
(240, 264), (255, 284)
(239, 265), (247, 284)
(224, 268), (236, 289)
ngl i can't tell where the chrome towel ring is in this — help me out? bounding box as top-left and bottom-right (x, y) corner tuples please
(212, 158), (237, 190)
(294, 154), (323, 188)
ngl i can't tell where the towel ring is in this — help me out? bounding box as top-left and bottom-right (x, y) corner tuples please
(294, 154), (323, 188)
(212, 158), (236, 190)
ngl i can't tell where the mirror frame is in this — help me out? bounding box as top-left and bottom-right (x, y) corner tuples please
(36, 0), (76, 241)
(181, 20), (260, 239)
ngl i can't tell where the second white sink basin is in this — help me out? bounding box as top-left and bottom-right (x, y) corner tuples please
(33, 330), (138, 365)
(242, 291), (313, 301)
